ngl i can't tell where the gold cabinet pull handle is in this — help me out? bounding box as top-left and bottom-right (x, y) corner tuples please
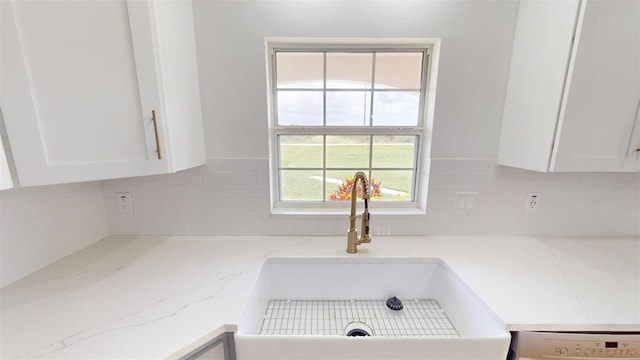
(151, 110), (161, 160)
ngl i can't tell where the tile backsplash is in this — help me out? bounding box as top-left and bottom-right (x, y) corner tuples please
(102, 158), (640, 237)
(0, 181), (109, 287)
(2, 157), (637, 286)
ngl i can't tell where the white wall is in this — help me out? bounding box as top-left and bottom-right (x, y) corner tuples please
(196, 0), (516, 159)
(101, 0), (640, 236)
(0, 182), (109, 287)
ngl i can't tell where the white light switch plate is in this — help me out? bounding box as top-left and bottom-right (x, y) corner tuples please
(454, 192), (478, 216)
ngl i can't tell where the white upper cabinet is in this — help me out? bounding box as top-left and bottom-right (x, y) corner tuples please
(1, 132), (14, 191)
(1, 0), (205, 187)
(498, 0), (640, 172)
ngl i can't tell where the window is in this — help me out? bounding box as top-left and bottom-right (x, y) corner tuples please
(268, 40), (432, 211)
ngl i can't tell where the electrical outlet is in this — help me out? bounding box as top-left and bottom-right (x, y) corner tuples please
(454, 192), (478, 216)
(525, 192), (539, 212)
(117, 192), (133, 214)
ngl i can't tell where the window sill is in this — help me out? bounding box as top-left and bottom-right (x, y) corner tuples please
(271, 207), (426, 216)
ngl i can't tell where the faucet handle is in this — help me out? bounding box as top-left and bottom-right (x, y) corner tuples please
(360, 210), (371, 243)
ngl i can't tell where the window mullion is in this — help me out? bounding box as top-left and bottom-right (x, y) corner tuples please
(322, 52), (327, 201)
(411, 136), (420, 202)
(322, 135), (327, 202)
(274, 127), (422, 136)
(323, 51), (327, 127)
(368, 135), (373, 184)
(369, 51), (376, 127)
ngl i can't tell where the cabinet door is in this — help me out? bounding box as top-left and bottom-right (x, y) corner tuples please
(551, 0), (640, 172)
(1, 131), (13, 191)
(182, 333), (236, 360)
(498, 0), (580, 172)
(189, 342), (225, 360)
(1, 0), (168, 187)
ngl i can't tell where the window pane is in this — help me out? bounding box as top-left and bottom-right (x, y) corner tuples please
(372, 136), (416, 168)
(372, 91), (419, 126)
(326, 53), (373, 89)
(371, 170), (413, 201)
(280, 170), (323, 201)
(277, 91), (323, 126)
(326, 91), (371, 126)
(272, 48), (426, 206)
(374, 52), (423, 89)
(279, 135), (323, 168)
(326, 170), (369, 201)
(276, 52), (323, 89)
(326, 135), (370, 169)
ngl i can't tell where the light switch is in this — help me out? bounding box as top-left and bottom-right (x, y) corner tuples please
(454, 192), (478, 216)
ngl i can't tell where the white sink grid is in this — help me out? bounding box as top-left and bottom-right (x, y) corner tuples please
(236, 257), (510, 359)
(260, 299), (459, 337)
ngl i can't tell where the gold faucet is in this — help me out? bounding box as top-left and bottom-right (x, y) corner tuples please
(346, 171), (372, 254)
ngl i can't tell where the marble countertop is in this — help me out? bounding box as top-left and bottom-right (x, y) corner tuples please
(1, 235), (639, 359)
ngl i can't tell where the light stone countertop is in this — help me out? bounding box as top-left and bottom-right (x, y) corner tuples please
(1, 235), (639, 359)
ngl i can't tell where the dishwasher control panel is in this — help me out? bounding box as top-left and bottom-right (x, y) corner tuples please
(516, 331), (640, 359)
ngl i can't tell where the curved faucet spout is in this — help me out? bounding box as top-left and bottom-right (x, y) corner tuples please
(347, 171), (372, 254)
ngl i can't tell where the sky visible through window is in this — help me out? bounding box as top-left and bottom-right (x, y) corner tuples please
(277, 81), (420, 127)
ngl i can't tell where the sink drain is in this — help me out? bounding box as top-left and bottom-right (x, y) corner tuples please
(344, 321), (373, 337)
(347, 329), (370, 337)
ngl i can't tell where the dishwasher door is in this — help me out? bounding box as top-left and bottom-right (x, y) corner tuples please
(510, 331), (640, 360)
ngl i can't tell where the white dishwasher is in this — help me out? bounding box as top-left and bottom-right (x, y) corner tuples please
(510, 331), (640, 360)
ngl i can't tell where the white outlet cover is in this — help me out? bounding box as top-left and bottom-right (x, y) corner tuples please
(117, 192), (133, 214)
(525, 192), (539, 212)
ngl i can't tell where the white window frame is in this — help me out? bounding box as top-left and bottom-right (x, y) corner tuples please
(266, 38), (436, 215)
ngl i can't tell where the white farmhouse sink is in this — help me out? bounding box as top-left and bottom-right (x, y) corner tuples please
(236, 257), (510, 359)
